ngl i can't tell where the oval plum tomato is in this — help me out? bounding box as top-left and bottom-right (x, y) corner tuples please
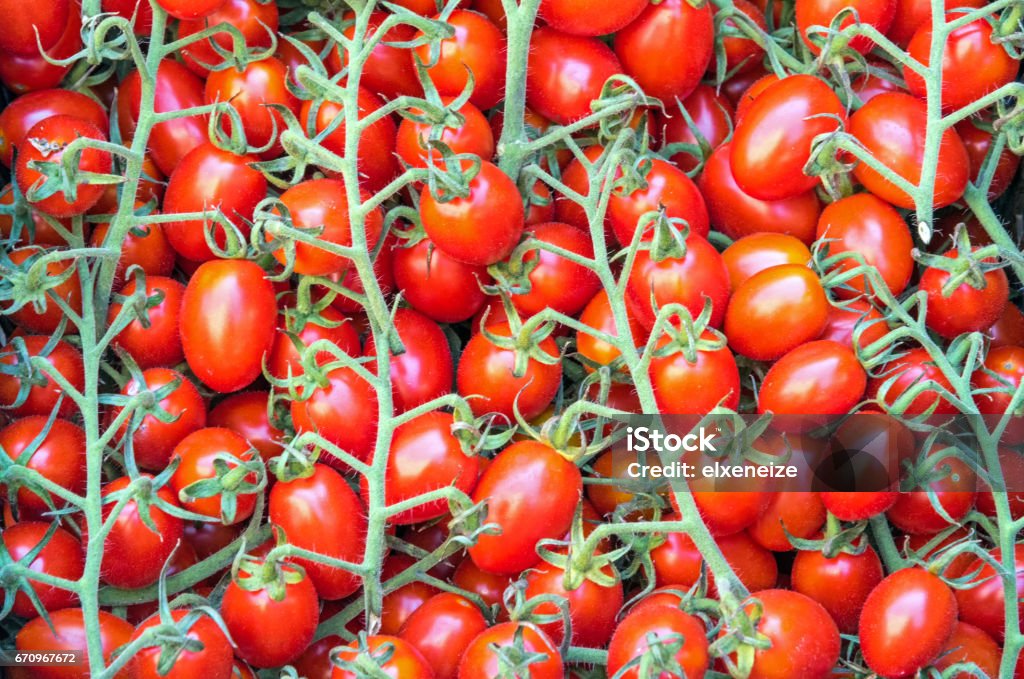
(392, 237), (493, 323)
(5, 247), (83, 334)
(118, 60), (208, 176)
(733, 72), (783, 121)
(456, 322), (562, 420)
(363, 308), (454, 412)
(156, 0), (225, 20)
(468, 441), (581, 574)
(452, 557), (513, 611)
(16, 608), (133, 679)
(458, 622), (563, 679)
(888, 0), (985, 45)
(0, 417), (86, 519)
(399, 593), (488, 679)
(816, 193), (914, 298)
(692, 490), (770, 537)
(162, 143), (266, 262)
(360, 411), (478, 525)
(791, 542), (883, 634)
(0, 89), (109, 167)
(300, 88), (398, 193)
(920, 250), (1009, 339)
(414, 10), (506, 110)
(270, 178), (385, 276)
(651, 527), (779, 593)
(268, 306), (361, 382)
(614, 0), (714, 102)
(849, 92), (969, 209)
(725, 264), (829, 361)
(626, 234), (731, 330)
(655, 84), (734, 172)
(989, 303), (1024, 348)
(220, 562), (319, 668)
(577, 289), (643, 371)
(859, 568), (958, 676)
(396, 97), (494, 169)
(723, 233), (812, 292)
(608, 158), (710, 245)
(819, 299), (889, 352)
(131, 609), (234, 679)
(269, 463), (366, 599)
(168, 427), (259, 524)
(207, 390), (284, 463)
(887, 452), (977, 534)
(291, 365), (379, 465)
(94, 475), (185, 589)
(868, 346), (958, 415)
(291, 634), (343, 679)
(329, 12), (420, 100)
(608, 605), (709, 679)
(758, 340), (867, 417)
(14, 116), (112, 218)
(108, 276), (185, 369)
(957, 118), (1021, 200)
(748, 491), (827, 552)
(649, 331), (741, 413)
(420, 160), (525, 266)
(511, 222), (601, 316)
(0, 0), (69, 55)
(974, 345), (1024, 418)
(524, 560), (624, 648)
(205, 57), (300, 158)
(934, 622), (1001, 678)
(332, 635), (433, 678)
(727, 589), (840, 679)
(0, 336), (84, 418)
(730, 75), (847, 200)
(526, 27), (622, 125)
(2, 521), (83, 618)
(90, 219), (176, 289)
(178, 0), (278, 76)
(0, 184), (73, 246)
(539, 0), (648, 35)
(0, 5), (80, 95)
(851, 63), (904, 104)
(719, 0), (768, 73)
(796, 0), (895, 54)
(956, 545), (1024, 641)
(180, 259), (276, 393)
(905, 13), (1017, 112)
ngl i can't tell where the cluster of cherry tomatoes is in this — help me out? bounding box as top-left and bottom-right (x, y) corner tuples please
(1, 0), (1024, 677)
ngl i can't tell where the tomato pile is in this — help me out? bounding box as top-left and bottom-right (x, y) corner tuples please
(1, 0), (1024, 677)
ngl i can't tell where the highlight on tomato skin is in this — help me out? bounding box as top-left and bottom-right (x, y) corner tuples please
(1, 1), (1023, 678)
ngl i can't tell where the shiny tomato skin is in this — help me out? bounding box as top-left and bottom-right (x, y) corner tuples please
(392, 237), (493, 323)
(220, 563), (319, 668)
(168, 427), (258, 524)
(468, 441), (582, 574)
(396, 97), (494, 169)
(16, 608), (133, 679)
(399, 593), (488, 679)
(934, 622), (1001, 678)
(989, 303), (1024, 348)
(791, 543), (884, 634)
(180, 260), (276, 393)
(420, 160), (525, 266)
(888, 0), (985, 45)
(205, 57), (300, 158)
(90, 219), (176, 289)
(655, 84), (734, 172)
(608, 606), (709, 679)
(649, 331), (741, 413)
(0, 0), (69, 55)
(820, 490), (899, 520)
(178, 0), (278, 76)
(887, 454), (977, 535)
(267, 306), (361, 382)
(796, 0), (895, 54)
(819, 300), (889, 352)
(0, 6), (80, 95)
(957, 118), (1021, 200)
(291, 366), (379, 465)
(614, 0), (714, 102)
(524, 560), (624, 648)
(130, 609), (234, 679)
(452, 557), (513, 610)
(0, 89), (109, 167)
(699, 143), (821, 245)
(920, 251), (1009, 339)
(748, 491), (827, 552)
(974, 345), (1024, 419)
(859, 568), (958, 676)
(5, 247), (83, 334)
(156, 0), (226, 20)
(868, 346), (958, 415)
(363, 308), (454, 412)
(269, 463), (366, 599)
(723, 233), (812, 292)
(730, 75), (847, 200)
(331, 12), (421, 100)
(109, 276), (185, 369)
(539, 0), (648, 35)
(608, 158), (710, 246)
(332, 635), (434, 678)
(721, 0), (768, 73)
(0, 416), (86, 519)
(527, 27), (622, 125)
(414, 10), (506, 110)
(758, 340), (867, 417)
(850, 92), (969, 209)
(458, 622), (563, 679)
(0, 336), (84, 418)
(693, 491), (770, 537)
(577, 289), (643, 371)
(725, 264), (829, 361)
(733, 589), (840, 679)
(512, 221), (601, 316)
(816, 193), (914, 298)
(956, 545), (1024, 642)
(207, 390), (284, 463)
(2, 521), (83, 618)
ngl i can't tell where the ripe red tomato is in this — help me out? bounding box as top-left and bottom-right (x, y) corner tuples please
(527, 27), (622, 125)
(156, 0), (226, 20)
(649, 331), (741, 413)
(0, 0), (69, 55)
(220, 562), (319, 668)
(758, 340), (867, 417)
(180, 259), (276, 393)
(2, 521), (83, 618)
(95, 474), (185, 589)
(456, 322), (562, 420)
(816, 193), (914, 298)
(888, 0), (985, 45)
(608, 158), (710, 246)
(577, 289), (643, 371)
(269, 463), (366, 599)
(458, 622), (563, 679)
(725, 264), (829, 361)
(108, 276), (185, 369)
(414, 10), (506, 110)
(90, 219), (176, 289)
(748, 491), (827, 551)
(329, 12), (421, 100)
(5, 247), (83, 334)
(819, 299), (889, 352)
(539, 0), (648, 35)
(974, 345), (1024, 418)
(655, 84), (734, 172)
(887, 453), (977, 534)
(614, 0), (714, 102)
(130, 609), (234, 679)
(452, 557), (513, 610)
(868, 346), (958, 415)
(511, 222), (600, 316)
(608, 605), (709, 679)
(849, 92), (969, 209)
(791, 542), (884, 634)
(859, 568), (958, 676)
(0, 6), (80, 95)
(699, 143), (822, 245)
(524, 559), (624, 648)
(16, 608), (133, 679)
(178, 0), (278, 75)
(420, 160), (525, 266)
(332, 635), (434, 678)
(957, 118), (1022, 199)
(989, 303), (1024, 348)
(399, 593), (488, 679)
(796, 0), (895, 53)
(934, 622), (1001, 678)
(820, 490), (899, 520)
(0, 336), (84, 418)
(956, 545), (1024, 642)
(396, 97), (494, 169)
(721, 0), (768, 72)
(723, 233), (813, 292)
(102, 0), (154, 34)
(468, 441), (581, 574)
(0, 89), (109, 167)
(0, 416), (86, 519)
(207, 390), (283, 463)
(291, 365), (379, 465)
(363, 308), (454, 412)
(920, 250), (1009, 339)
(205, 57), (300, 158)
(730, 75), (847, 200)
(267, 306), (361, 382)
(169, 427), (259, 524)
(391, 237), (493, 323)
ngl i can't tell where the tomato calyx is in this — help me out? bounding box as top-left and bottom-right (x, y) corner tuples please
(180, 22), (277, 75)
(915, 238), (1009, 298)
(534, 515), (627, 592)
(709, 592), (772, 679)
(230, 550), (305, 602)
(787, 511), (871, 559)
(651, 301), (726, 365)
(136, 606), (228, 676)
(0, 519), (61, 617)
(0, 248), (77, 318)
(177, 446), (265, 524)
(329, 632), (406, 678)
(479, 302), (563, 379)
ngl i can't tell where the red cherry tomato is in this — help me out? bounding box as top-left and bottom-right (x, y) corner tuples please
(108, 276), (185, 369)
(791, 542), (884, 634)
(723, 233), (813, 292)
(0, 416), (86, 519)
(291, 365), (379, 465)
(920, 249), (1009, 339)
(2, 521), (83, 618)
(796, 0), (895, 54)
(0, 89), (109, 167)
(399, 593), (488, 679)
(169, 427), (259, 524)
(458, 622), (563, 679)
(130, 609), (234, 679)
(16, 608), (133, 679)
(0, 336), (84, 418)
(332, 635), (434, 678)
(608, 605), (709, 679)
(538, 0), (648, 35)
(363, 308), (454, 412)
(413, 10), (506, 110)
(649, 331), (741, 413)
(391, 237), (493, 323)
(527, 27), (622, 125)
(178, 0), (278, 76)
(758, 340), (867, 418)
(655, 84), (735, 172)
